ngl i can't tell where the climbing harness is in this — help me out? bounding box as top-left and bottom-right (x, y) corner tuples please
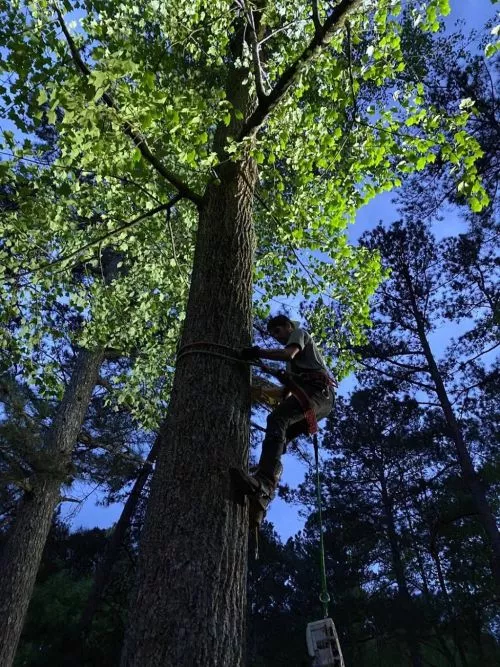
(260, 363), (320, 434)
(177, 340), (334, 435)
(306, 434), (344, 667)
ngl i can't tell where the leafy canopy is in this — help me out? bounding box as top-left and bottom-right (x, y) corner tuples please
(0, 0), (490, 420)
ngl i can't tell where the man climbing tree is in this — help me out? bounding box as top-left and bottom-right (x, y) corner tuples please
(234, 315), (334, 526)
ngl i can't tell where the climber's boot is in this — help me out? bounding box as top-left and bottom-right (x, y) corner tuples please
(230, 463), (283, 528)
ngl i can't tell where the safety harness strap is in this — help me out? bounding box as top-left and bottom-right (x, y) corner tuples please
(255, 363), (319, 435)
(176, 341), (338, 436)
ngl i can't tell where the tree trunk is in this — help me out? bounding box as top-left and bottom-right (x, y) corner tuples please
(405, 507), (457, 666)
(0, 347), (104, 667)
(120, 2), (368, 661)
(403, 266), (500, 588)
(379, 474), (423, 667)
(121, 157), (257, 666)
(431, 547), (469, 667)
(77, 435), (160, 638)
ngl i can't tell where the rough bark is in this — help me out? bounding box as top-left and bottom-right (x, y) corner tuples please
(121, 158), (257, 667)
(0, 347), (104, 667)
(403, 266), (500, 589)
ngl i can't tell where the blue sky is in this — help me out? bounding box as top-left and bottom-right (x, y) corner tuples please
(54, 0), (500, 538)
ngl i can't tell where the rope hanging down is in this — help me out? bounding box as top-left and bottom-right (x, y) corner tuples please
(313, 433), (330, 619)
(307, 436), (344, 667)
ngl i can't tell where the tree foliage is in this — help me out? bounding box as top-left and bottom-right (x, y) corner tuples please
(0, 0), (490, 397)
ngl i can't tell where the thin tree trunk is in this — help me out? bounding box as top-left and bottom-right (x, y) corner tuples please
(404, 266), (500, 588)
(430, 546), (469, 667)
(78, 435), (160, 638)
(0, 347), (104, 667)
(379, 475), (423, 667)
(404, 506), (457, 666)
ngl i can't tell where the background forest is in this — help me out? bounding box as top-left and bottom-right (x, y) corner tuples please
(0, 0), (499, 666)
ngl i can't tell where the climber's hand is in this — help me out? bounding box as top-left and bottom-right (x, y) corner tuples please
(240, 346), (261, 361)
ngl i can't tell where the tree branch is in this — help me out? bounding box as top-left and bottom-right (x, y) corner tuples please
(103, 348), (125, 360)
(385, 357), (429, 373)
(239, 0), (363, 139)
(345, 19), (357, 118)
(96, 376), (113, 392)
(430, 510), (480, 554)
(245, 4), (268, 102)
(355, 343), (426, 359)
(451, 370), (499, 405)
(358, 359), (434, 391)
(165, 205), (189, 283)
(53, 4), (203, 207)
(19, 195), (181, 277)
(458, 341), (500, 369)
(251, 420), (266, 433)
(258, 20), (303, 46)
(311, 0), (321, 34)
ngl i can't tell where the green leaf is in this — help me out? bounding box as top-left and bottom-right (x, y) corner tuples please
(254, 150), (265, 164)
(143, 71), (155, 90)
(438, 0), (450, 17)
(91, 70), (107, 90)
(469, 197), (482, 213)
(485, 42), (499, 59)
(37, 89), (48, 105)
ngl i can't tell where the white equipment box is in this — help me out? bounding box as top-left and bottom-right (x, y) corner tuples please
(306, 617), (345, 667)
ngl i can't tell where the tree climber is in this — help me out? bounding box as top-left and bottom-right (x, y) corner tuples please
(232, 315), (335, 526)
